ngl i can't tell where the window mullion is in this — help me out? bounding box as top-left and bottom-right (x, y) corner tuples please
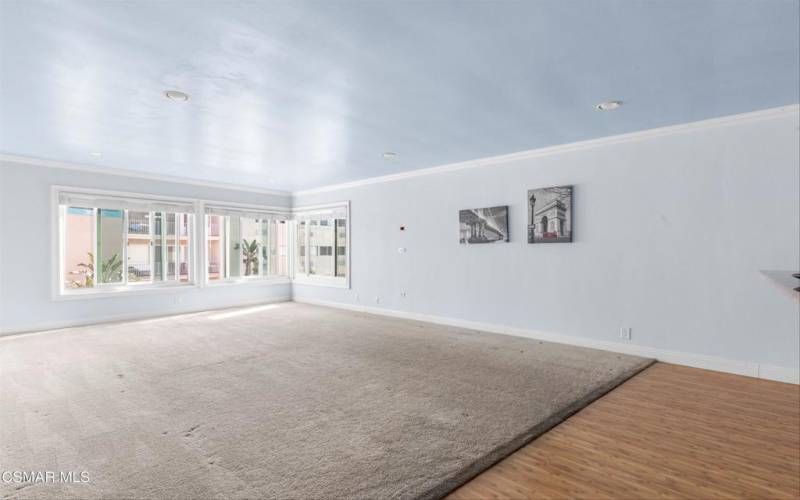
(161, 212), (167, 282)
(334, 219), (339, 277)
(237, 217), (243, 279)
(266, 219), (271, 278)
(92, 208), (98, 287)
(122, 210), (129, 286)
(148, 211), (154, 283)
(176, 215), (180, 281)
(225, 216), (230, 279)
(189, 213), (194, 283)
(173, 212), (181, 281)
(305, 222), (310, 276)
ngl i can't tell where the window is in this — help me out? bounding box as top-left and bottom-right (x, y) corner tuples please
(293, 202), (349, 287)
(296, 220), (307, 275)
(56, 189), (346, 295)
(124, 211), (190, 283)
(335, 218), (347, 278)
(57, 188), (195, 295)
(268, 220), (289, 276)
(204, 204), (290, 283)
(63, 207), (96, 288)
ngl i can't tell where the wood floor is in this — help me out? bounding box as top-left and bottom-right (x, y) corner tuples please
(449, 362), (800, 499)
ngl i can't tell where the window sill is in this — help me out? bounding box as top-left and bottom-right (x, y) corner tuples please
(204, 277), (291, 288)
(292, 276), (350, 289)
(54, 281), (198, 301)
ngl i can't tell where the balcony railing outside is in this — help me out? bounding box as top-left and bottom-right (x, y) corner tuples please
(128, 263), (151, 281)
(128, 215), (149, 235)
(128, 213), (189, 236)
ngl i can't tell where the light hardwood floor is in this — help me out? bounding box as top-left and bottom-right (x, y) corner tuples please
(449, 362), (800, 499)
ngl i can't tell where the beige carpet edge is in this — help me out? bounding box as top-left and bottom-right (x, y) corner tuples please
(422, 358), (657, 500)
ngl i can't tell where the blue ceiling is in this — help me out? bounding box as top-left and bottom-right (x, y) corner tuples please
(1, 0), (798, 191)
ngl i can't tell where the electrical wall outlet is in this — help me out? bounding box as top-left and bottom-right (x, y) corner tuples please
(355, 294), (360, 302)
(619, 327), (632, 340)
(400, 290), (407, 298)
(374, 296), (381, 304)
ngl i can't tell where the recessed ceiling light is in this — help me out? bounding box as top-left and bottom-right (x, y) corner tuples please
(596, 100), (622, 111)
(89, 152), (102, 157)
(382, 152), (397, 160)
(164, 90), (190, 102)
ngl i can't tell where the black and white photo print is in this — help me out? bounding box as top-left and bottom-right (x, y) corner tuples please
(527, 186), (573, 243)
(459, 206), (509, 244)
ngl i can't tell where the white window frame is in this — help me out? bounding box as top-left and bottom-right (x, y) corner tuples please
(201, 200), (292, 287)
(52, 187), (348, 298)
(291, 201), (350, 289)
(52, 186), (199, 300)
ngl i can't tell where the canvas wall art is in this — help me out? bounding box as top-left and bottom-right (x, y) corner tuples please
(527, 186), (573, 243)
(459, 206), (509, 244)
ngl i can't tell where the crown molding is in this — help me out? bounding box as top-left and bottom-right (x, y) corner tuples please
(0, 153), (291, 197)
(293, 104), (800, 197)
(2, 104), (797, 200)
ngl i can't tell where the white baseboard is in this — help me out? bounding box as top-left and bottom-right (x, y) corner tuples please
(293, 297), (800, 385)
(0, 296), (292, 337)
(3, 295), (796, 385)
(757, 364), (800, 385)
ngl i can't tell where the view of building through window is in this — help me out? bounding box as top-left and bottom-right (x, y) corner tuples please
(63, 207), (96, 288)
(335, 218), (347, 278)
(206, 214), (227, 281)
(239, 217), (266, 276)
(61, 193), (345, 293)
(299, 216), (347, 279)
(269, 220), (289, 276)
(205, 214), (289, 281)
(63, 206), (192, 289)
(296, 220), (306, 275)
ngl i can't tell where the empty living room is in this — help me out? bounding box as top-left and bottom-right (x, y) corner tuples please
(1, 1), (798, 499)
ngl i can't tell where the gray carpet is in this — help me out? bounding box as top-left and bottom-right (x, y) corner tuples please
(0, 302), (652, 499)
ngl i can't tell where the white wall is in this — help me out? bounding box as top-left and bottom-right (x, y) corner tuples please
(1, 108), (798, 379)
(293, 108), (800, 376)
(0, 160), (292, 333)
